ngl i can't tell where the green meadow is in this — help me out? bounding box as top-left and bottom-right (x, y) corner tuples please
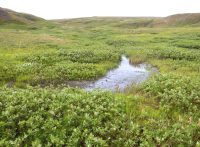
(0, 12), (200, 146)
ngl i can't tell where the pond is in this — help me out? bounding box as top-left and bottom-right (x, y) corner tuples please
(67, 55), (157, 92)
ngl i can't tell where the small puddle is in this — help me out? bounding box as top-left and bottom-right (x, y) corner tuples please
(67, 55), (157, 92)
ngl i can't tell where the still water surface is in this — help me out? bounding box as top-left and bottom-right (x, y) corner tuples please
(83, 56), (156, 91)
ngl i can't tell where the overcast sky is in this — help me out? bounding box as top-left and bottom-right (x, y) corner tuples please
(0, 0), (200, 19)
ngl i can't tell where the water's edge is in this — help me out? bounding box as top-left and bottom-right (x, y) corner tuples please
(66, 56), (158, 92)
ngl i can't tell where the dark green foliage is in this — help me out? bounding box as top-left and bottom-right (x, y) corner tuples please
(0, 87), (199, 146)
(58, 49), (121, 63)
(0, 87), (137, 146)
(174, 40), (200, 49)
(149, 48), (200, 61)
(143, 74), (200, 117)
(106, 40), (137, 47)
(0, 64), (18, 81)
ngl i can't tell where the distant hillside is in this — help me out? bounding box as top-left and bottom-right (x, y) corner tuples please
(53, 13), (200, 28)
(52, 17), (159, 29)
(0, 7), (44, 24)
(152, 13), (200, 27)
(0, 7), (200, 27)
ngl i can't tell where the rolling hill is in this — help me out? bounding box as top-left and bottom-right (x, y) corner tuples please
(152, 13), (200, 27)
(52, 13), (200, 28)
(0, 7), (200, 27)
(0, 7), (44, 24)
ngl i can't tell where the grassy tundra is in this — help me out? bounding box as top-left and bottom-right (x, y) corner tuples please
(0, 8), (200, 146)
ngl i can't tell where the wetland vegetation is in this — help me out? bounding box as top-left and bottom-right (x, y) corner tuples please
(0, 8), (200, 146)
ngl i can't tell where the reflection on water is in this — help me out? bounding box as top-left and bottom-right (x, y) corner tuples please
(84, 56), (156, 92)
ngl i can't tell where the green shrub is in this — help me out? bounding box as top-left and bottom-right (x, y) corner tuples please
(0, 87), (138, 146)
(149, 48), (200, 61)
(174, 40), (200, 50)
(58, 49), (120, 63)
(142, 74), (200, 117)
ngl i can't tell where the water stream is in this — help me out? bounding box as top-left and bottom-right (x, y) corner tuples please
(83, 55), (156, 91)
(65, 56), (157, 92)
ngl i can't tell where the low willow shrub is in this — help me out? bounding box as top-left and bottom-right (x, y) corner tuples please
(0, 64), (18, 81)
(174, 40), (200, 50)
(142, 74), (200, 118)
(0, 49), (121, 86)
(0, 87), (139, 146)
(0, 86), (199, 146)
(148, 48), (200, 61)
(58, 49), (121, 63)
(37, 62), (101, 81)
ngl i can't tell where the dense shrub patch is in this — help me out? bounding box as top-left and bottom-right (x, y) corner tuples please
(0, 87), (136, 146)
(0, 49), (121, 86)
(142, 74), (200, 118)
(0, 87), (199, 146)
(149, 48), (200, 61)
(58, 49), (121, 63)
(174, 40), (200, 50)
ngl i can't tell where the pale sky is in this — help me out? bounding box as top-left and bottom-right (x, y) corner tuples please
(0, 0), (200, 19)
